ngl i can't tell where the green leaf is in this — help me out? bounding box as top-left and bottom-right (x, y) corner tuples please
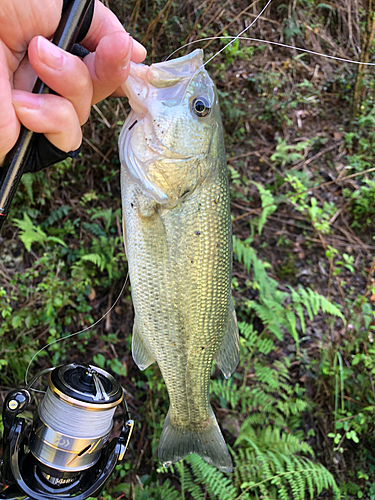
(108, 358), (127, 377)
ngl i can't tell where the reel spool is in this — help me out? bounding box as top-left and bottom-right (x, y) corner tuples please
(0, 363), (134, 500)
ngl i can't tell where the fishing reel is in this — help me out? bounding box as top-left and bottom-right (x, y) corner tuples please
(0, 363), (134, 500)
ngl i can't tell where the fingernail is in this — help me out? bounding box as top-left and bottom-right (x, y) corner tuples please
(132, 39), (147, 60)
(120, 39), (133, 70)
(37, 36), (65, 70)
(13, 90), (42, 109)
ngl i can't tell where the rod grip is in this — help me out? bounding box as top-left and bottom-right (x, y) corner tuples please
(0, 0), (94, 232)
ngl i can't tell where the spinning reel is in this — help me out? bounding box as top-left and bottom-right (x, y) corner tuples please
(0, 363), (134, 500)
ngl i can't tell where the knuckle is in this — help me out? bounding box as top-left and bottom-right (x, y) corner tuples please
(72, 72), (92, 96)
(55, 100), (77, 130)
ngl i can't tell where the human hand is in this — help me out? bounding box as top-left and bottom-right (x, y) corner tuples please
(0, 0), (146, 166)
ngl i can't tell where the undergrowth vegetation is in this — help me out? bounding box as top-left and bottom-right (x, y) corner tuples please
(1, 0), (375, 498)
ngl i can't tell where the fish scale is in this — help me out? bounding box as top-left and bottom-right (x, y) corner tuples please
(119, 49), (239, 472)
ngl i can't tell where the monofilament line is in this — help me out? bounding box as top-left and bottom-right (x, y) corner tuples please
(203, 0), (273, 67)
(178, 0), (273, 102)
(24, 273), (129, 387)
(173, 36), (375, 67)
(165, 0), (272, 63)
(166, 22), (375, 67)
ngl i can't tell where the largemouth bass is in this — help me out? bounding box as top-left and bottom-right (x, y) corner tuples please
(119, 49), (239, 473)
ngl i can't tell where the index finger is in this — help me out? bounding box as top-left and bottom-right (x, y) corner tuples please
(81, 0), (146, 63)
(0, 40), (20, 164)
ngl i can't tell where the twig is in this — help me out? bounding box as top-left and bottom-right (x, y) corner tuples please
(182, 0), (215, 47)
(82, 137), (110, 162)
(291, 143), (338, 170)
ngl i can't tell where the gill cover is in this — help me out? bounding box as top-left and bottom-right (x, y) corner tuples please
(119, 50), (218, 205)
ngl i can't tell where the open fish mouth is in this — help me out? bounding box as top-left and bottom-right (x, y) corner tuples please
(121, 49), (206, 118)
(119, 49), (216, 204)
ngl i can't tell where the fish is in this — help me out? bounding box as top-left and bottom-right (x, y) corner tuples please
(118, 49), (240, 473)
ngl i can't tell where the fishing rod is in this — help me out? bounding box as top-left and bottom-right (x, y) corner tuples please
(0, 0), (93, 233)
(0, 363), (134, 500)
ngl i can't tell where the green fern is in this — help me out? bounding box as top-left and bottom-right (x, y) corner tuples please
(80, 253), (106, 270)
(251, 181), (278, 235)
(13, 213), (67, 251)
(175, 460), (204, 500)
(83, 222), (107, 238)
(184, 455), (237, 499)
(77, 236), (125, 278)
(20, 173), (34, 204)
(211, 377), (241, 409)
(158, 456), (237, 500)
(42, 205), (71, 228)
(90, 207), (121, 233)
(211, 321), (309, 426)
(233, 236), (344, 351)
(234, 426), (340, 500)
(136, 479), (180, 500)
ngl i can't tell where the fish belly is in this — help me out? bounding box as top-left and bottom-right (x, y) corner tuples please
(121, 160), (238, 472)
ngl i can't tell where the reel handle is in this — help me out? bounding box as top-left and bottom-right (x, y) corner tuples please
(2, 390), (31, 436)
(0, 0), (94, 232)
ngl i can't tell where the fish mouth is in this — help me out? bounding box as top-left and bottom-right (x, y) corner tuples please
(121, 49), (205, 117)
(119, 49), (209, 204)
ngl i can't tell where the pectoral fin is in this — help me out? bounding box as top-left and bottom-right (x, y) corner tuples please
(132, 316), (155, 370)
(215, 299), (240, 379)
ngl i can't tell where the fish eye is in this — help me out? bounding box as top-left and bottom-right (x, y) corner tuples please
(191, 96), (211, 118)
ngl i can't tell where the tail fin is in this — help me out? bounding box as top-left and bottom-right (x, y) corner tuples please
(158, 407), (233, 473)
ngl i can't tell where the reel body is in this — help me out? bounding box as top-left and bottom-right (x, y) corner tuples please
(0, 364), (134, 500)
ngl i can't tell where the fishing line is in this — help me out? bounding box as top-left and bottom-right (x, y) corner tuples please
(165, 0), (272, 62)
(178, 0), (273, 104)
(166, 2), (375, 68)
(39, 385), (117, 437)
(24, 272), (129, 387)
(203, 0), (273, 67)
(169, 36), (375, 67)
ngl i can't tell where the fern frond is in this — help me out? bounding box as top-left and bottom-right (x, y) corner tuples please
(20, 173), (34, 204)
(80, 253), (105, 271)
(42, 205), (70, 228)
(318, 292), (344, 318)
(142, 479), (180, 500)
(248, 301), (284, 340)
(184, 455), (237, 500)
(83, 222), (107, 238)
(234, 426), (340, 500)
(235, 238), (344, 353)
(256, 337), (275, 354)
(211, 378), (240, 409)
(251, 181), (278, 235)
(175, 460), (204, 500)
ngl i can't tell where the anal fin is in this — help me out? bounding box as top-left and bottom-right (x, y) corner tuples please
(132, 316), (155, 370)
(215, 299), (240, 379)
